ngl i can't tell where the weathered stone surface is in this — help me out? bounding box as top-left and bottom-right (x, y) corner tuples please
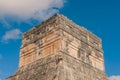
(7, 14), (108, 80)
(7, 53), (108, 80)
(7, 54), (61, 80)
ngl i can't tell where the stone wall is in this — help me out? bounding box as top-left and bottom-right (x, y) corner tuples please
(7, 52), (108, 80)
(7, 14), (108, 80)
(19, 14), (104, 70)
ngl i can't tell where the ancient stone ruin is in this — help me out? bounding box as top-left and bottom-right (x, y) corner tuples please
(7, 14), (108, 80)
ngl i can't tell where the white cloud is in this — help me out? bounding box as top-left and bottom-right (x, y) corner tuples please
(2, 29), (22, 42)
(109, 75), (120, 80)
(0, 0), (65, 20)
(0, 17), (12, 28)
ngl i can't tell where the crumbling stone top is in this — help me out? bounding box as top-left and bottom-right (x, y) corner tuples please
(23, 14), (101, 42)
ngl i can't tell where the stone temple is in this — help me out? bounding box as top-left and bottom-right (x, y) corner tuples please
(7, 14), (108, 80)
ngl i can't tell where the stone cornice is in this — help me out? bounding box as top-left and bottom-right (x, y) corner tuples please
(23, 14), (101, 43)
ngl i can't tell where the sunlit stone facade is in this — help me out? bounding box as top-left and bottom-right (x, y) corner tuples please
(7, 14), (108, 80)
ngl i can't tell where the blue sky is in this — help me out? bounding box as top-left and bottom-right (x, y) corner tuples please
(0, 0), (120, 80)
